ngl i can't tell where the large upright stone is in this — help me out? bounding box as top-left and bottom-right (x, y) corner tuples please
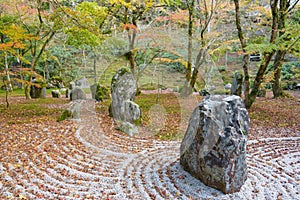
(110, 68), (141, 136)
(30, 86), (41, 98)
(180, 95), (249, 194)
(70, 87), (86, 101)
(30, 79), (45, 98)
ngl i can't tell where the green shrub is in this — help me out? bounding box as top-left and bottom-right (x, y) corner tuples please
(218, 66), (226, 72)
(96, 83), (110, 101)
(281, 62), (300, 80)
(57, 109), (71, 122)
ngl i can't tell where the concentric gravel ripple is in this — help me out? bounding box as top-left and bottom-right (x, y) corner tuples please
(0, 100), (299, 199)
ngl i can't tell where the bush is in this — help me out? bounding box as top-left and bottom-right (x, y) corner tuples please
(166, 62), (186, 73)
(218, 66), (226, 72)
(281, 62), (300, 80)
(95, 83), (110, 102)
(48, 76), (64, 88)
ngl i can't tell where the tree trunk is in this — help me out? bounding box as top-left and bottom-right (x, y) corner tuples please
(242, 54), (251, 107)
(233, 0), (279, 108)
(25, 84), (31, 100)
(186, 0), (194, 84)
(272, 50), (286, 98)
(248, 53), (273, 106)
(181, 0), (195, 97)
(272, 0), (288, 98)
(233, 0), (251, 107)
(4, 53), (12, 108)
(190, 48), (206, 90)
(93, 51), (97, 84)
(247, 0), (279, 108)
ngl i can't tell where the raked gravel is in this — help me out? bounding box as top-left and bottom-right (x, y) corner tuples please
(0, 100), (299, 199)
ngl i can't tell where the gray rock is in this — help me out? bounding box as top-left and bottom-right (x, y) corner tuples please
(60, 88), (67, 94)
(70, 87), (86, 101)
(41, 87), (46, 99)
(110, 68), (141, 136)
(76, 77), (90, 89)
(30, 86), (43, 99)
(180, 95), (249, 194)
(57, 101), (81, 122)
(30, 78), (46, 98)
(224, 83), (232, 90)
(110, 68), (139, 121)
(118, 121), (139, 137)
(123, 100), (141, 123)
(69, 101), (81, 119)
(230, 72), (243, 96)
(90, 84), (97, 99)
(51, 90), (61, 98)
(69, 82), (75, 90)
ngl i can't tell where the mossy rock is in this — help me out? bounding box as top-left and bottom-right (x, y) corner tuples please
(111, 67), (130, 91)
(96, 83), (110, 102)
(133, 116), (142, 126)
(57, 109), (72, 122)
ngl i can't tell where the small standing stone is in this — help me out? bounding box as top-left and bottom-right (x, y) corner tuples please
(69, 82), (75, 90)
(51, 90), (61, 98)
(230, 72), (243, 96)
(180, 95), (249, 194)
(41, 87), (47, 99)
(76, 77), (90, 89)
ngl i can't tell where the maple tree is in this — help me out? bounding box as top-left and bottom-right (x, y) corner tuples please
(53, 1), (108, 83)
(1, 0), (64, 99)
(160, 0), (226, 96)
(103, 0), (156, 76)
(234, 0), (300, 108)
(271, 3), (300, 97)
(0, 1), (34, 107)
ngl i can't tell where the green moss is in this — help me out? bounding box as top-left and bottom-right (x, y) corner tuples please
(34, 78), (47, 88)
(111, 67), (130, 90)
(96, 83), (110, 101)
(57, 109), (71, 122)
(133, 116), (142, 125)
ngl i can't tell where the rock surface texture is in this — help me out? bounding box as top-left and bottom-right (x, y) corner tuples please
(71, 87), (86, 101)
(230, 72), (243, 96)
(180, 95), (249, 194)
(110, 68), (141, 136)
(51, 90), (61, 98)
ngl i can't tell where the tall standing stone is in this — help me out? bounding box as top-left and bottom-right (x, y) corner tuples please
(41, 87), (47, 99)
(180, 95), (249, 194)
(110, 68), (141, 136)
(230, 71), (243, 96)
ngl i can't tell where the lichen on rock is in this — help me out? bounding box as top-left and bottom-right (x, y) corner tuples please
(180, 95), (249, 194)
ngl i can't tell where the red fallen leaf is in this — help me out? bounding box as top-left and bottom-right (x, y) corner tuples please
(177, 175), (184, 179)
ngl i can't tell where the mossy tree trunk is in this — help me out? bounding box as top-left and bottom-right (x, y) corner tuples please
(272, 0), (288, 98)
(234, 0), (250, 106)
(181, 0), (195, 97)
